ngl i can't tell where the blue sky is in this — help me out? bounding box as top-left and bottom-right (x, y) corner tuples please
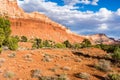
(17, 0), (120, 39)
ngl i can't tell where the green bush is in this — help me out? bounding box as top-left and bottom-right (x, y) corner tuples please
(8, 37), (19, 50)
(0, 47), (2, 53)
(21, 36), (27, 42)
(94, 44), (117, 53)
(112, 47), (120, 62)
(0, 28), (5, 53)
(72, 43), (82, 49)
(14, 35), (20, 42)
(63, 40), (72, 48)
(0, 17), (19, 52)
(0, 28), (5, 45)
(43, 40), (52, 48)
(0, 18), (11, 46)
(106, 73), (120, 80)
(81, 39), (91, 48)
(32, 38), (43, 49)
(54, 43), (66, 48)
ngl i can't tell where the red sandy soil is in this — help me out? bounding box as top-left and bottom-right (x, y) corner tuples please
(0, 43), (119, 80)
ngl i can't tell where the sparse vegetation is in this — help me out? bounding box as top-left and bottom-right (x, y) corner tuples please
(43, 40), (52, 48)
(21, 36), (28, 42)
(8, 53), (16, 58)
(39, 74), (69, 80)
(63, 40), (72, 48)
(41, 54), (52, 62)
(72, 43), (82, 49)
(94, 59), (111, 72)
(81, 39), (91, 48)
(0, 17), (18, 52)
(54, 43), (66, 48)
(31, 69), (41, 78)
(75, 72), (90, 80)
(112, 47), (120, 63)
(4, 71), (15, 79)
(105, 73), (120, 80)
(7, 36), (19, 50)
(32, 38), (42, 49)
(23, 54), (33, 61)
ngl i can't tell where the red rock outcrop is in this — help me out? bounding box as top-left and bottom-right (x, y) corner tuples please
(0, 0), (84, 43)
(85, 34), (116, 44)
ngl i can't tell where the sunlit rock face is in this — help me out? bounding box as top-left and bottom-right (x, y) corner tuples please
(0, 0), (84, 43)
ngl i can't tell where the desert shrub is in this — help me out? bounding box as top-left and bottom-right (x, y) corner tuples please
(41, 54), (52, 62)
(112, 47), (120, 62)
(0, 17), (18, 52)
(54, 43), (66, 48)
(43, 40), (52, 48)
(63, 40), (72, 48)
(7, 36), (18, 50)
(0, 17), (10, 52)
(8, 53), (16, 58)
(32, 38), (43, 49)
(0, 28), (5, 46)
(14, 35), (20, 42)
(0, 47), (2, 53)
(81, 39), (91, 48)
(94, 44), (117, 53)
(105, 73), (120, 80)
(94, 59), (111, 72)
(39, 74), (69, 80)
(48, 40), (55, 47)
(23, 54), (33, 61)
(75, 72), (90, 80)
(21, 36), (27, 42)
(0, 17), (11, 46)
(72, 43), (82, 49)
(31, 69), (41, 78)
(57, 74), (69, 80)
(4, 71), (15, 79)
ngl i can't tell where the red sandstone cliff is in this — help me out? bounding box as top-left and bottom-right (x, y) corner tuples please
(0, 0), (84, 43)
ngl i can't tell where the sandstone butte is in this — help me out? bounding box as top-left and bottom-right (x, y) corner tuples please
(0, 0), (116, 44)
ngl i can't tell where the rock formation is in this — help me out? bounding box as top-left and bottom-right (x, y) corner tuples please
(0, 0), (84, 43)
(0, 0), (118, 44)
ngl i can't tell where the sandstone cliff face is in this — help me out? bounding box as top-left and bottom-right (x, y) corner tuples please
(0, 0), (84, 43)
(85, 34), (115, 44)
(0, 0), (25, 18)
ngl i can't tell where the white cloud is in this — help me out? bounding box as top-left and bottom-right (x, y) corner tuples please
(17, 0), (120, 38)
(98, 23), (108, 30)
(62, 0), (99, 6)
(91, 0), (99, 5)
(63, 0), (80, 6)
(79, 0), (91, 5)
(116, 8), (120, 16)
(95, 8), (112, 21)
